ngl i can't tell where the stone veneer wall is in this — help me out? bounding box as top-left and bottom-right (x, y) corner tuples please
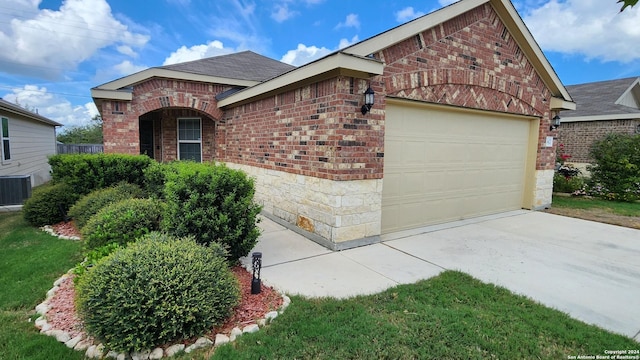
(226, 163), (382, 249)
(533, 169), (554, 209)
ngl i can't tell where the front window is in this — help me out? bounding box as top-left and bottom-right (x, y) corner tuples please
(1, 117), (10, 163)
(178, 117), (201, 162)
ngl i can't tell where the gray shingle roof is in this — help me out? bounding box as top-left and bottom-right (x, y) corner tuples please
(563, 76), (640, 118)
(159, 51), (296, 82)
(0, 99), (62, 126)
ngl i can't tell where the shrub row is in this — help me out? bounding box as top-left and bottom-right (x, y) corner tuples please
(68, 183), (144, 229)
(48, 153), (152, 195)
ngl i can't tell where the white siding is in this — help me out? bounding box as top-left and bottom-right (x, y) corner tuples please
(0, 111), (57, 187)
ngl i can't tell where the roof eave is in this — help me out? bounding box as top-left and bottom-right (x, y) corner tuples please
(0, 101), (62, 127)
(561, 113), (640, 122)
(217, 52), (384, 108)
(93, 68), (260, 92)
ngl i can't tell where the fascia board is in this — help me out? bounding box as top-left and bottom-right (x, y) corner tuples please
(550, 97), (576, 111)
(561, 113), (640, 122)
(91, 89), (133, 101)
(95, 68), (259, 91)
(217, 53), (384, 107)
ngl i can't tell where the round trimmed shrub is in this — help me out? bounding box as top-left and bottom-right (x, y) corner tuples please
(68, 182), (144, 229)
(82, 198), (164, 250)
(23, 182), (80, 227)
(75, 233), (240, 353)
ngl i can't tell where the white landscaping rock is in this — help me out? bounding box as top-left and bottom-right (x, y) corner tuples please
(46, 329), (71, 343)
(105, 350), (119, 358)
(34, 316), (47, 329)
(257, 318), (267, 327)
(265, 311), (278, 323)
(243, 324), (259, 334)
(35, 302), (50, 315)
(280, 295), (291, 313)
(230, 327), (243, 342)
(65, 335), (83, 349)
(131, 350), (150, 360)
(86, 345), (101, 359)
(39, 323), (52, 333)
(74, 339), (93, 351)
(149, 348), (164, 360)
(117, 354), (127, 360)
(53, 275), (68, 287)
(214, 334), (230, 347)
(164, 343), (185, 357)
(185, 336), (213, 353)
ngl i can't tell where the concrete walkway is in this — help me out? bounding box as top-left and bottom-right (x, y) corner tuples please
(242, 210), (640, 341)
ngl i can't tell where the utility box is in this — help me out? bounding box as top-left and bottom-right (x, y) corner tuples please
(0, 175), (32, 206)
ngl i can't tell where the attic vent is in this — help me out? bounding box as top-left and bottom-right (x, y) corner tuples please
(415, 34), (423, 49)
(500, 27), (508, 40)
(200, 102), (209, 112)
(159, 96), (170, 107)
(0, 175), (31, 206)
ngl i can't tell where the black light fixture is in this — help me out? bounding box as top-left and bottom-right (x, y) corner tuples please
(550, 114), (561, 131)
(251, 252), (262, 295)
(361, 86), (375, 115)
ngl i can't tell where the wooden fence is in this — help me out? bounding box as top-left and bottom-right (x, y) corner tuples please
(56, 144), (104, 154)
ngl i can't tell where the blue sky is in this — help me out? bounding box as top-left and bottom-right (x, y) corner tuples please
(1, 0), (639, 130)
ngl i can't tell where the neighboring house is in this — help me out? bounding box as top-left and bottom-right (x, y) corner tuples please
(558, 77), (640, 169)
(0, 99), (61, 205)
(92, 0), (575, 250)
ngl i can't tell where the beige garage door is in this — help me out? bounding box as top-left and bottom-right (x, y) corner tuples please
(382, 101), (536, 234)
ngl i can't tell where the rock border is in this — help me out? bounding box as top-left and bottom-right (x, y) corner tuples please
(40, 225), (81, 241)
(34, 271), (291, 359)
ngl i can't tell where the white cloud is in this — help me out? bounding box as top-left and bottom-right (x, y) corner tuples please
(395, 7), (426, 22)
(162, 40), (234, 65)
(280, 44), (332, 66)
(281, 36), (360, 66)
(523, 0), (640, 62)
(335, 14), (360, 30)
(113, 60), (146, 75)
(338, 35), (359, 49)
(117, 45), (137, 57)
(271, 4), (298, 23)
(2, 85), (98, 128)
(0, 0), (149, 79)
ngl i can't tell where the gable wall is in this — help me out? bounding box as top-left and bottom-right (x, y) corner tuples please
(376, 3), (555, 170)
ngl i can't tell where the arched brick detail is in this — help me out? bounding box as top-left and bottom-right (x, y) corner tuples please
(131, 78), (226, 121)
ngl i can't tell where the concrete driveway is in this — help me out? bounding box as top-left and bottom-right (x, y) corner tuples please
(243, 210), (640, 340)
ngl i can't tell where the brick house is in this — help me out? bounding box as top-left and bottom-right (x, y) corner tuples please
(558, 77), (640, 169)
(92, 0), (575, 250)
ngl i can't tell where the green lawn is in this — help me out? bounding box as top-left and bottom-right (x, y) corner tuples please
(0, 212), (84, 360)
(1, 211), (637, 360)
(211, 272), (637, 359)
(552, 195), (640, 217)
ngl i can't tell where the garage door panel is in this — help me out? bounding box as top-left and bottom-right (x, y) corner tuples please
(382, 103), (532, 234)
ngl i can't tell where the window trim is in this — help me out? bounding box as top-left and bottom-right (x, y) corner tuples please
(177, 117), (202, 162)
(1, 117), (11, 164)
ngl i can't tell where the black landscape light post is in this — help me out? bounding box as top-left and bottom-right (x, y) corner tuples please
(251, 252), (262, 294)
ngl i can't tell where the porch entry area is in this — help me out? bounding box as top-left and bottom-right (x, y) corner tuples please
(137, 108), (216, 163)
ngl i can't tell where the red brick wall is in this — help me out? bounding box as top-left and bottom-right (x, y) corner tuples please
(376, 3), (555, 170)
(102, 78), (227, 159)
(222, 78), (385, 180)
(557, 119), (640, 163)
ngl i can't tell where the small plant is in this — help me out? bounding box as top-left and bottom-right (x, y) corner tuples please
(68, 183), (144, 229)
(81, 198), (164, 250)
(553, 173), (585, 194)
(72, 243), (121, 282)
(22, 182), (81, 227)
(75, 233), (240, 353)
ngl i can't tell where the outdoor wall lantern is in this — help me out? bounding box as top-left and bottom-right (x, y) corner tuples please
(550, 114), (561, 131)
(361, 86), (375, 115)
(251, 252), (262, 295)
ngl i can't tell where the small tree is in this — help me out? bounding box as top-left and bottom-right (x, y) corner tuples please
(57, 115), (103, 144)
(587, 133), (640, 201)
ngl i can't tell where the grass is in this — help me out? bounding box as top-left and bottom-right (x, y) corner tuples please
(552, 195), (640, 217)
(209, 272), (638, 359)
(0, 212), (84, 360)
(1, 211), (637, 360)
